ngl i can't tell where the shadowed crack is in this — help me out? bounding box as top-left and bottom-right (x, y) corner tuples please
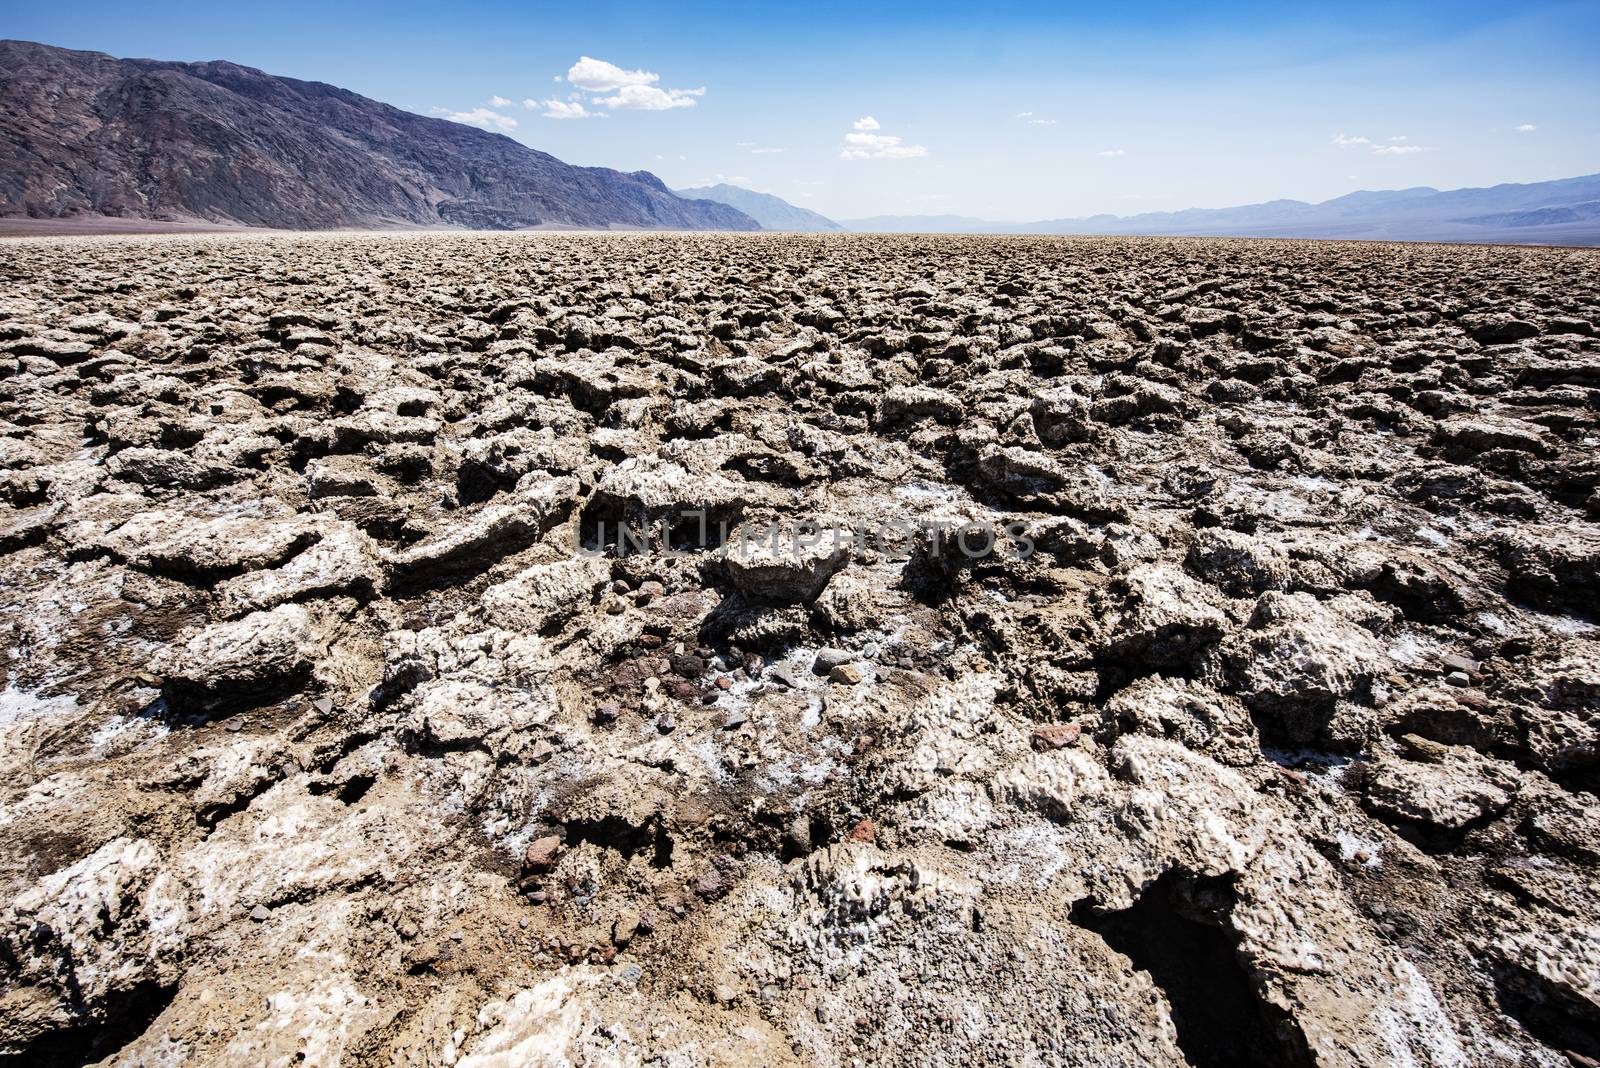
(1072, 870), (1313, 1068)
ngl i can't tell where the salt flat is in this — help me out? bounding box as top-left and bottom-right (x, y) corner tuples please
(1, 231), (1597, 1066)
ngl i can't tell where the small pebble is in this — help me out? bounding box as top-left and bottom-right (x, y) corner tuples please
(829, 663), (863, 685)
(524, 835), (562, 872)
(770, 665), (804, 688)
(1030, 723), (1080, 751)
(812, 647), (853, 675)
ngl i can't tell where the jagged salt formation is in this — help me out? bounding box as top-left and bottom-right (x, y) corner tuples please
(0, 231), (1597, 1066)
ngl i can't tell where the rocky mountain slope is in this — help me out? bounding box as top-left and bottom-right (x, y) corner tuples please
(843, 174), (1600, 244)
(0, 40), (758, 232)
(0, 231), (1598, 1065)
(674, 184), (842, 232)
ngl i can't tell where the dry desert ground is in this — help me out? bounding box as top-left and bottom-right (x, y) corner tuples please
(1, 231), (1598, 1066)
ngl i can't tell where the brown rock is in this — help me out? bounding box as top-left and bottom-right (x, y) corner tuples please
(1273, 766), (1309, 788)
(1030, 723), (1081, 751)
(613, 911), (642, 948)
(829, 663), (864, 685)
(523, 835), (562, 872)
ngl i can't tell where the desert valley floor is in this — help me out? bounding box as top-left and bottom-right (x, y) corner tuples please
(1, 231), (1597, 1066)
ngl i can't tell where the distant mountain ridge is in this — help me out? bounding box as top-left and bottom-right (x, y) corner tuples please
(672, 184), (841, 231)
(0, 39), (757, 231)
(842, 174), (1600, 245)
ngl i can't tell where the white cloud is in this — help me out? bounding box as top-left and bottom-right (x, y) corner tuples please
(488, 95), (513, 108)
(431, 106), (518, 132)
(1097, 148), (1126, 157)
(1516, 123), (1537, 132)
(594, 84), (704, 110)
(560, 56), (703, 110)
(853, 116), (881, 131)
(566, 56), (660, 92)
(693, 174), (750, 186)
(735, 140), (756, 147)
(1335, 132), (1431, 155)
(750, 147), (786, 155)
(1029, 118), (1058, 126)
(918, 193), (949, 201)
(538, 98), (599, 120)
(840, 130), (928, 160)
(1015, 111), (1033, 118)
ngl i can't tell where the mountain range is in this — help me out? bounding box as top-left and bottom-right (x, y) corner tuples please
(840, 175), (1600, 245)
(672, 184), (842, 232)
(0, 40), (756, 231)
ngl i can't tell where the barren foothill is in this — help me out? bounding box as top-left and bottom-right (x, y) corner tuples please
(1, 230), (1597, 1066)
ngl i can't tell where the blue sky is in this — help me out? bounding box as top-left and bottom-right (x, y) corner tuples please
(6, 1), (1597, 219)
